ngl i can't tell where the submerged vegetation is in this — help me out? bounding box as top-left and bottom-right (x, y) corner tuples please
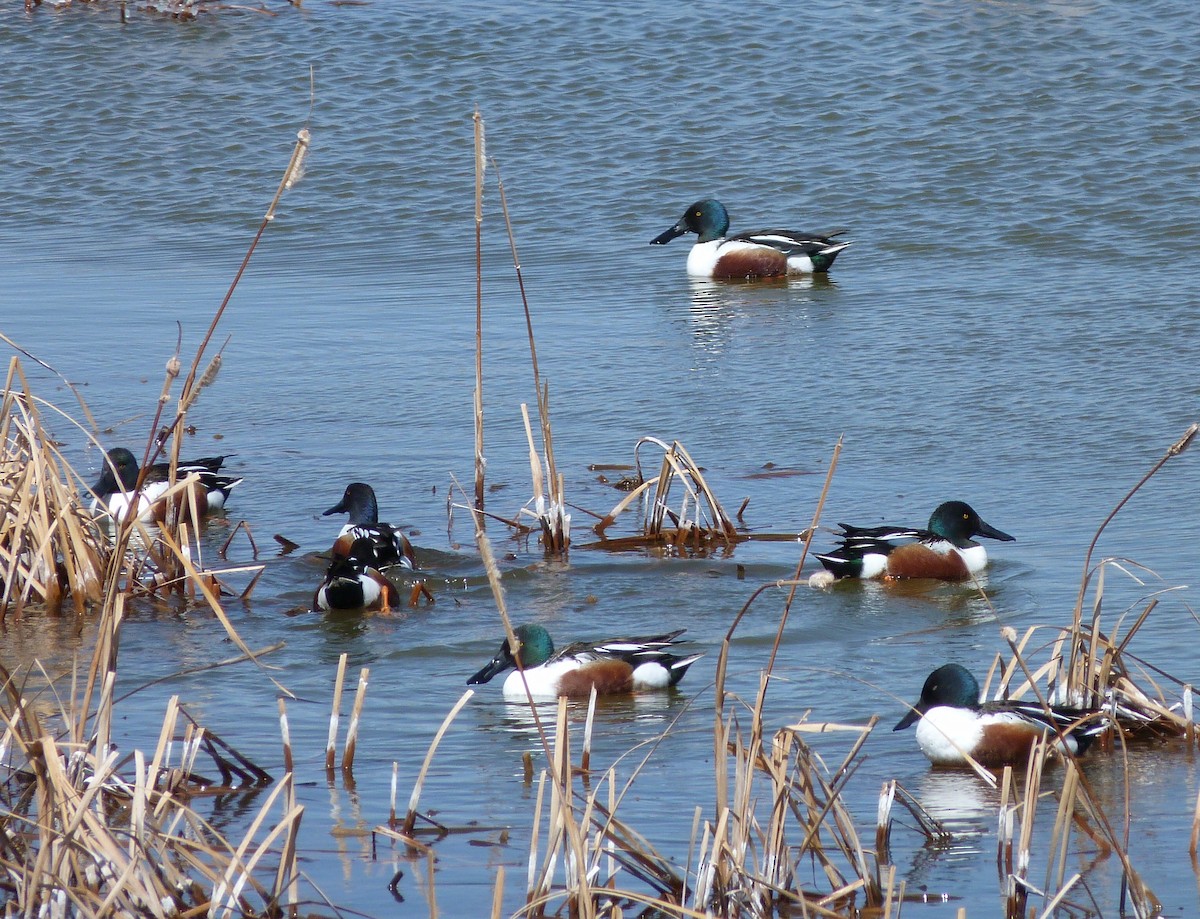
(3, 111), (1199, 919)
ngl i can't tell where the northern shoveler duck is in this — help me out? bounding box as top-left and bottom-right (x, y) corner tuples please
(813, 501), (1014, 582)
(314, 536), (395, 612)
(467, 623), (702, 700)
(895, 663), (1108, 767)
(89, 447), (242, 523)
(323, 482), (415, 570)
(650, 198), (850, 279)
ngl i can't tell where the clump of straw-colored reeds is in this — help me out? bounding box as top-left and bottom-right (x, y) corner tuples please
(0, 659), (302, 918)
(589, 437), (739, 554)
(1, 123), (313, 916)
(0, 359), (106, 616)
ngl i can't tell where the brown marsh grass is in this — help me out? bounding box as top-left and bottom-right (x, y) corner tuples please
(1, 127), (311, 917)
(0, 360), (105, 617)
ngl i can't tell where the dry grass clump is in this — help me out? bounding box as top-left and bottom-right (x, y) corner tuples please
(588, 437), (741, 555)
(1, 124), (313, 917)
(0, 659), (301, 918)
(0, 361), (106, 617)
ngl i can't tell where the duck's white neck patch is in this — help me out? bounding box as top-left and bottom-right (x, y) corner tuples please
(915, 706), (984, 765)
(686, 239), (725, 277)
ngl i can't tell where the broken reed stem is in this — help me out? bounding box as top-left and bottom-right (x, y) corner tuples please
(473, 106), (486, 512)
(342, 666), (370, 772)
(495, 162), (563, 541)
(391, 761), (400, 824)
(278, 696), (293, 774)
(403, 689), (475, 835)
(327, 653), (348, 771)
(765, 435), (842, 675)
(581, 686), (597, 775)
(492, 866), (506, 919)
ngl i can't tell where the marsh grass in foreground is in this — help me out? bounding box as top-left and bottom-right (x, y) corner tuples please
(2, 125), (314, 916)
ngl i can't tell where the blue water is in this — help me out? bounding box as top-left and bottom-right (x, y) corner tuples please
(3, 0), (1200, 915)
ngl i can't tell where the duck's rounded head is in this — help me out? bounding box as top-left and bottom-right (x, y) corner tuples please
(927, 501), (1015, 548)
(650, 199), (731, 245)
(324, 482), (379, 526)
(894, 663), (980, 730)
(93, 447), (140, 494)
(467, 624), (556, 685)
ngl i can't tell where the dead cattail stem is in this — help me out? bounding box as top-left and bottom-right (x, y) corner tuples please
(402, 689), (474, 836)
(473, 107), (486, 512)
(327, 653), (348, 771)
(161, 127), (312, 481)
(581, 686), (597, 775)
(491, 866), (506, 919)
(342, 667), (369, 772)
(278, 696), (293, 774)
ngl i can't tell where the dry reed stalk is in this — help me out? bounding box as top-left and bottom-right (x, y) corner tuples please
(473, 107), (486, 512)
(492, 866), (506, 919)
(581, 685), (597, 775)
(1190, 788), (1200, 858)
(519, 401), (570, 553)
(278, 696), (293, 774)
(164, 127), (310, 475)
(326, 653), (348, 771)
(400, 689), (475, 837)
(473, 515), (555, 766)
(492, 159), (568, 554)
(342, 666), (370, 772)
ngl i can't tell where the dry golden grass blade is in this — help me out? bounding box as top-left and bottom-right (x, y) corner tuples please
(402, 689), (475, 836)
(519, 402), (570, 553)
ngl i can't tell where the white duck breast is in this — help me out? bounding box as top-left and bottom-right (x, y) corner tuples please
(500, 660), (576, 700)
(955, 543), (988, 574)
(685, 239), (729, 277)
(914, 706), (986, 765)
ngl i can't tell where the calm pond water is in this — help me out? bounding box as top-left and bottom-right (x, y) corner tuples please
(3, 0), (1200, 915)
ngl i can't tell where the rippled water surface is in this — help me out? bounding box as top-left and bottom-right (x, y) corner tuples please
(3, 1), (1200, 915)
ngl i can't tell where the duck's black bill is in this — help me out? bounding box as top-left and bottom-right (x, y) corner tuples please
(467, 656), (507, 686)
(977, 519), (1015, 542)
(322, 500), (346, 517)
(893, 707), (922, 731)
(650, 221), (687, 245)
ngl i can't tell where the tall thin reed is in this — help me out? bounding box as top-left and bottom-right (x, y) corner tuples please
(473, 107), (487, 512)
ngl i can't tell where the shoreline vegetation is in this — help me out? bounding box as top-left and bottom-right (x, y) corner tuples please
(3, 120), (1198, 918)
